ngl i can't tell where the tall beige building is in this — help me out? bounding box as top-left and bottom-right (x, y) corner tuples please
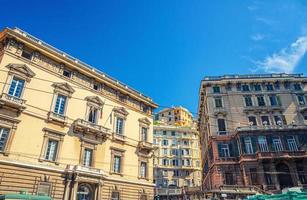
(0, 27), (158, 200)
(198, 74), (307, 199)
(153, 107), (202, 200)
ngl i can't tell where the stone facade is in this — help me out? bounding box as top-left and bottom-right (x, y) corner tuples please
(198, 74), (307, 199)
(153, 107), (202, 200)
(0, 27), (158, 200)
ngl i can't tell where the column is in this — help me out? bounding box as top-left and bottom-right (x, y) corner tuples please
(241, 165), (248, 186)
(258, 162), (267, 190)
(271, 164), (280, 191)
(289, 161), (301, 187)
(70, 180), (79, 200)
(63, 179), (71, 200)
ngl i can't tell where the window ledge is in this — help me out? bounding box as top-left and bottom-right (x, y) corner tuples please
(110, 171), (124, 177)
(38, 158), (59, 165)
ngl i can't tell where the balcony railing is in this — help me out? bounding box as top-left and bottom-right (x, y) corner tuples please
(155, 188), (182, 196)
(0, 93), (26, 112)
(138, 140), (153, 151)
(47, 111), (67, 125)
(236, 124), (307, 132)
(215, 157), (238, 162)
(256, 150), (306, 159)
(66, 165), (104, 176)
(73, 119), (110, 136)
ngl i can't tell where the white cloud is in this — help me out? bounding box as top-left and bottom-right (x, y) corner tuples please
(255, 36), (307, 73)
(255, 17), (276, 25)
(251, 34), (265, 41)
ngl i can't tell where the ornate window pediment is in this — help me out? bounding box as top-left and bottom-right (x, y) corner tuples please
(85, 96), (104, 107)
(6, 63), (36, 81)
(52, 82), (75, 97)
(138, 117), (151, 126)
(113, 107), (129, 117)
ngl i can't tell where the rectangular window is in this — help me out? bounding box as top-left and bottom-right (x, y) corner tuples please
(115, 117), (124, 135)
(113, 155), (121, 173)
(284, 81), (291, 89)
(254, 84), (262, 91)
(297, 95), (306, 105)
(8, 77), (25, 98)
(172, 149), (178, 156)
(88, 107), (98, 124)
(244, 137), (254, 154)
(111, 191), (120, 200)
(242, 84), (250, 91)
(213, 86), (220, 93)
(261, 116), (270, 126)
(162, 140), (168, 146)
(173, 170), (180, 177)
(258, 136), (269, 152)
(269, 95), (281, 106)
(62, 69), (72, 78)
(0, 127), (10, 152)
(21, 49), (32, 60)
(287, 136), (298, 152)
(140, 162), (147, 178)
(274, 115), (283, 125)
(248, 116), (257, 126)
(217, 119), (226, 134)
(273, 137), (283, 152)
(141, 127), (147, 142)
(45, 139), (58, 161)
(257, 96), (266, 106)
(294, 83), (302, 91)
(215, 97), (223, 108)
(266, 84), (274, 91)
(54, 95), (67, 115)
(225, 172), (234, 185)
(244, 96), (253, 107)
(219, 144), (230, 157)
(264, 164), (273, 185)
(163, 148), (168, 155)
(83, 148), (93, 167)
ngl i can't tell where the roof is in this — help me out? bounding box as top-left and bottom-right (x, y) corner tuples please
(2, 27), (158, 108)
(202, 73), (305, 82)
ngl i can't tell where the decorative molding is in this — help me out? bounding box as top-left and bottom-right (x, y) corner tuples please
(113, 107), (129, 117)
(6, 63), (36, 81)
(85, 96), (104, 107)
(52, 82), (75, 96)
(138, 117), (151, 126)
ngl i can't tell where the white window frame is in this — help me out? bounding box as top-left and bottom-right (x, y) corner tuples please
(258, 136), (269, 152)
(244, 137), (254, 154)
(287, 136), (298, 152)
(273, 137), (283, 152)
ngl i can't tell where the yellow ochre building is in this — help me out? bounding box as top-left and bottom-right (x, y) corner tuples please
(0, 27), (158, 200)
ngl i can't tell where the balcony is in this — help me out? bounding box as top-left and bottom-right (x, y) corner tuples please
(112, 132), (126, 142)
(256, 150), (306, 160)
(65, 165), (105, 177)
(138, 141), (154, 151)
(73, 119), (110, 139)
(214, 157), (238, 163)
(47, 111), (67, 125)
(0, 93), (26, 113)
(155, 188), (182, 196)
(243, 105), (283, 113)
(213, 107), (227, 116)
(236, 124), (307, 133)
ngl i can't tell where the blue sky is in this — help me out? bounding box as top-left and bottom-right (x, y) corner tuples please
(1, 0), (307, 114)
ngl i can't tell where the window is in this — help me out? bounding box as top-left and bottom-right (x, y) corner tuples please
(274, 81), (280, 90)
(258, 136), (269, 152)
(266, 84), (274, 91)
(45, 139), (58, 161)
(269, 95), (281, 106)
(297, 95), (306, 105)
(217, 119), (226, 135)
(219, 143), (230, 157)
(213, 86), (220, 93)
(21, 49), (32, 60)
(273, 115), (283, 125)
(284, 81), (291, 89)
(163, 131), (167, 136)
(113, 155), (121, 173)
(0, 127), (10, 152)
(254, 84), (262, 91)
(248, 116), (257, 126)
(173, 170), (180, 177)
(83, 148), (93, 167)
(88, 106), (98, 124)
(225, 172), (234, 185)
(244, 137), (253, 154)
(62, 69), (72, 78)
(214, 97), (223, 108)
(264, 164), (272, 185)
(296, 161), (307, 184)
(162, 148), (168, 155)
(54, 95), (67, 115)
(172, 159), (179, 166)
(8, 77), (25, 98)
(111, 191), (120, 200)
(287, 136), (298, 152)
(140, 161), (147, 178)
(141, 127), (148, 142)
(115, 117), (124, 135)
(162, 140), (168, 146)
(162, 159), (169, 166)
(172, 149), (179, 156)
(171, 131), (176, 136)
(273, 137), (283, 152)
(244, 96), (253, 107)
(242, 84), (250, 91)
(93, 83), (99, 91)
(294, 83), (302, 91)
(257, 96), (266, 106)
(171, 139), (177, 146)
(250, 168), (258, 185)
(184, 179), (191, 187)
(261, 116), (270, 126)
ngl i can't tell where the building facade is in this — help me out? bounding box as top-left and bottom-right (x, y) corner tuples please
(153, 107), (202, 200)
(0, 28), (158, 200)
(198, 74), (307, 199)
